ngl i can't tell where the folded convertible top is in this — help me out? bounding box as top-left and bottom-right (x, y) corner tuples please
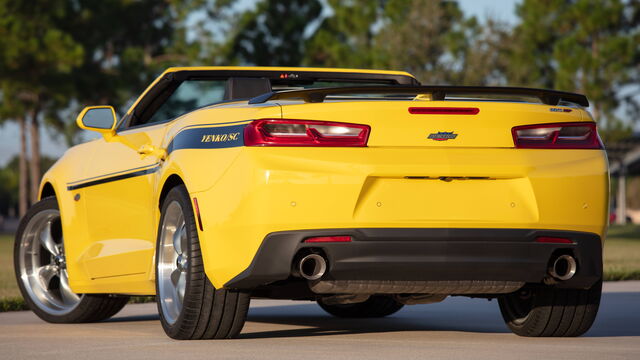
(248, 85), (589, 107)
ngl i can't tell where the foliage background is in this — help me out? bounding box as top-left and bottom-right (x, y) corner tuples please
(0, 0), (639, 216)
(0, 0), (639, 310)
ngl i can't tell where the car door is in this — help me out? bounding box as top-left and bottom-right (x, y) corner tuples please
(74, 77), (180, 281)
(75, 76), (229, 283)
(77, 121), (167, 281)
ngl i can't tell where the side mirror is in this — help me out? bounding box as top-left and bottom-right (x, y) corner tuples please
(76, 106), (117, 136)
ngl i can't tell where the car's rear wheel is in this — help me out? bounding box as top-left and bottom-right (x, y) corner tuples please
(14, 197), (129, 323)
(498, 281), (601, 337)
(317, 295), (404, 318)
(156, 185), (250, 340)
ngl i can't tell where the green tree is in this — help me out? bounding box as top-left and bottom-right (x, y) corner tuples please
(0, 162), (18, 217)
(0, 155), (56, 217)
(508, 0), (640, 140)
(507, 0), (572, 88)
(377, 0), (502, 84)
(303, 0), (508, 85)
(0, 0), (192, 217)
(223, 0), (323, 66)
(304, 0), (384, 68)
(0, 0), (83, 213)
(55, 0), (181, 143)
(554, 0), (639, 136)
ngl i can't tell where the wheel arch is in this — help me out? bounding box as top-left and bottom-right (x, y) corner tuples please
(40, 182), (56, 200)
(158, 174), (186, 209)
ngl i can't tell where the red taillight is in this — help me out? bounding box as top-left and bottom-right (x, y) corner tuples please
(409, 107), (479, 115)
(535, 236), (574, 244)
(512, 122), (602, 149)
(244, 119), (370, 147)
(304, 236), (352, 243)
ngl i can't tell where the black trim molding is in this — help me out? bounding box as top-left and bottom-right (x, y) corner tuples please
(225, 228), (602, 290)
(66, 164), (161, 191)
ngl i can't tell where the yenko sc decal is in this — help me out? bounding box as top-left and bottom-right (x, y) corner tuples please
(428, 131), (458, 141)
(550, 107), (572, 113)
(167, 124), (246, 153)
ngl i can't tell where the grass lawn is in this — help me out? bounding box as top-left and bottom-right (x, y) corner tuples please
(1, 225), (640, 310)
(0, 234), (19, 299)
(603, 225), (640, 280)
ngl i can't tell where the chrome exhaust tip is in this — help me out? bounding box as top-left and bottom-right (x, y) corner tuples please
(297, 254), (327, 281)
(549, 254), (577, 281)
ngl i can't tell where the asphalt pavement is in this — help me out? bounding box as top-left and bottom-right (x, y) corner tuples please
(1, 281), (639, 360)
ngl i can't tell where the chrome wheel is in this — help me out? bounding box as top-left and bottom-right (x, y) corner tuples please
(155, 185), (251, 340)
(158, 200), (188, 325)
(18, 209), (82, 315)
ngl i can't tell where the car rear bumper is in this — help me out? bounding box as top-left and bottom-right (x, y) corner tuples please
(187, 147), (607, 288)
(224, 228), (602, 292)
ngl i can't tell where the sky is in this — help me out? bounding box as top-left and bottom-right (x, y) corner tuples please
(0, 0), (520, 167)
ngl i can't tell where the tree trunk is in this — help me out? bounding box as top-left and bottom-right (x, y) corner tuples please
(29, 109), (41, 204)
(591, 102), (601, 126)
(18, 116), (29, 217)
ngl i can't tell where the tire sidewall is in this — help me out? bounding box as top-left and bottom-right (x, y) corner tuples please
(155, 185), (199, 338)
(13, 197), (83, 323)
(498, 281), (602, 337)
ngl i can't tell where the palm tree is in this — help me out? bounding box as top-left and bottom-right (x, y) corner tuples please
(0, 84), (31, 217)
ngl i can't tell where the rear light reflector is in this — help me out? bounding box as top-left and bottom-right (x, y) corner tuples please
(409, 107), (479, 115)
(304, 236), (352, 243)
(244, 119), (370, 147)
(512, 122), (603, 149)
(192, 197), (204, 231)
(535, 236), (574, 244)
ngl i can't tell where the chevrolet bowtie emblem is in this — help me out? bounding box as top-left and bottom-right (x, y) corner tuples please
(428, 131), (458, 141)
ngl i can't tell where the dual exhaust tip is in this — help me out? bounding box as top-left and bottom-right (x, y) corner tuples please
(295, 253), (327, 281)
(294, 251), (577, 283)
(549, 254), (577, 281)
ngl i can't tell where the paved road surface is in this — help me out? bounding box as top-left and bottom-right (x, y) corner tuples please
(2, 281), (639, 360)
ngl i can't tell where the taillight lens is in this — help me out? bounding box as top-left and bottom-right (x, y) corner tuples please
(512, 122), (603, 149)
(244, 119), (370, 147)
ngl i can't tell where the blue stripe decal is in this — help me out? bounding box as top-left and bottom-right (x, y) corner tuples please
(175, 120), (251, 133)
(67, 124), (247, 191)
(167, 124), (246, 154)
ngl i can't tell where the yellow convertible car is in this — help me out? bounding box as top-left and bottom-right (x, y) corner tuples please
(15, 67), (607, 339)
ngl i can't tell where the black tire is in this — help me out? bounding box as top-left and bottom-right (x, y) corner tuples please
(14, 197), (129, 323)
(317, 295), (404, 318)
(156, 185), (250, 340)
(498, 280), (602, 337)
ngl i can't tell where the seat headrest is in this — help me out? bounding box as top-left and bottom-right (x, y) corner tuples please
(223, 77), (272, 101)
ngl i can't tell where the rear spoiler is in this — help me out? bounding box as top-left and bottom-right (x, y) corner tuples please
(248, 85), (589, 107)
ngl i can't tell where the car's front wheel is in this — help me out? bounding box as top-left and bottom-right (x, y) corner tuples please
(498, 281), (602, 337)
(156, 185), (250, 340)
(14, 197), (129, 323)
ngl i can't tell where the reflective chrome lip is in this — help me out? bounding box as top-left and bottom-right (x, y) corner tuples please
(157, 201), (188, 325)
(18, 209), (82, 315)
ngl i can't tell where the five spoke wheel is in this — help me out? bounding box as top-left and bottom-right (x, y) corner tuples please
(17, 209), (81, 315)
(157, 200), (189, 325)
(155, 185), (250, 339)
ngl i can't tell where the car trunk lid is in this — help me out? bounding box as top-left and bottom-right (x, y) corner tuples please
(276, 100), (587, 148)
